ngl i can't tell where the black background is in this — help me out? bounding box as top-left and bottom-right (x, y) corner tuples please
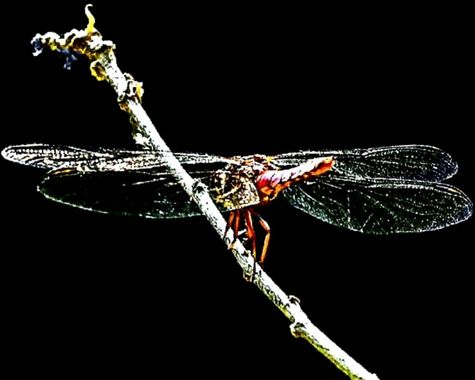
(2, 2), (473, 379)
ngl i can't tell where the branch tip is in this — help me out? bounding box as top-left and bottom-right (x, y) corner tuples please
(85, 4), (96, 35)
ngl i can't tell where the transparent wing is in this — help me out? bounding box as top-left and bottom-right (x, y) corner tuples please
(2, 144), (111, 169)
(3, 144), (260, 218)
(38, 169), (261, 219)
(273, 145), (458, 182)
(38, 170), (203, 219)
(1, 144), (234, 171)
(3, 144), (458, 181)
(283, 176), (473, 234)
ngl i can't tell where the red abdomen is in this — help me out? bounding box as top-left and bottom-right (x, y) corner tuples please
(256, 157), (334, 202)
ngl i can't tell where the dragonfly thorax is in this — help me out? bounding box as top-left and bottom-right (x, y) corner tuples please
(208, 156), (279, 211)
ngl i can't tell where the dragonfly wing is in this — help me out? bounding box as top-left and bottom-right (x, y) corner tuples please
(1, 144), (114, 169)
(2, 144), (233, 171)
(283, 176), (473, 234)
(273, 145), (458, 182)
(38, 170), (204, 219)
(4, 144), (255, 218)
(37, 168), (261, 219)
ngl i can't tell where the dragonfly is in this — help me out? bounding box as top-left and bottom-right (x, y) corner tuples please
(2, 144), (472, 263)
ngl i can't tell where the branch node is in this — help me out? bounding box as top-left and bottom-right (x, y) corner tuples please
(117, 73), (144, 109)
(290, 321), (306, 338)
(90, 60), (107, 81)
(288, 294), (300, 305)
(128, 114), (153, 149)
(192, 179), (208, 195)
(242, 266), (254, 282)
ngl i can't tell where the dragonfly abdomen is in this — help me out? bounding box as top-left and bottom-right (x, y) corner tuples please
(256, 157), (334, 201)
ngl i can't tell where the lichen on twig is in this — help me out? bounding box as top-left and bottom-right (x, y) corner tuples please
(31, 5), (379, 380)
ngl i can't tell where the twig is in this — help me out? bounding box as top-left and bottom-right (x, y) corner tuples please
(31, 5), (380, 379)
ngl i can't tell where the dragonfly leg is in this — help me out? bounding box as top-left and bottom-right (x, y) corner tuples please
(250, 210), (271, 265)
(244, 208), (258, 281)
(233, 210), (241, 241)
(243, 209), (257, 260)
(225, 211), (236, 240)
(226, 210), (241, 249)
